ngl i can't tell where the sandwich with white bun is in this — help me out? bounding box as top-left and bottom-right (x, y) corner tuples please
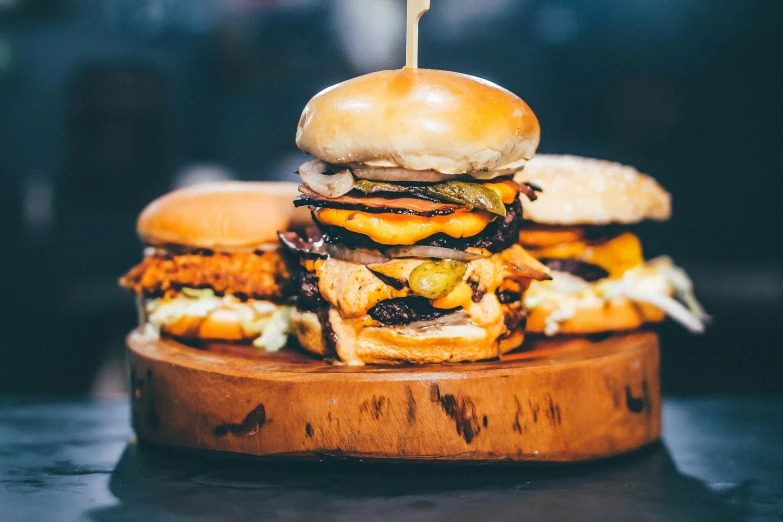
(120, 182), (310, 350)
(283, 68), (551, 365)
(514, 155), (708, 336)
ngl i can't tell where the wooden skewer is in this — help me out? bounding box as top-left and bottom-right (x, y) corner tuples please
(405, 0), (430, 69)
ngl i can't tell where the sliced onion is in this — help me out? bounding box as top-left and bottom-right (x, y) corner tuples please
(324, 243), (389, 265)
(408, 310), (472, 329)
(351, 165), (522, 182)
(351, 166), (454, 183)
(385, 245), (488, 261)
(299, 159), (354, 198)
(277, 230), (326, 257)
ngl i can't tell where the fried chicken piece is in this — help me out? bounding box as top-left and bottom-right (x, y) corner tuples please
(120, 250), (294, 301)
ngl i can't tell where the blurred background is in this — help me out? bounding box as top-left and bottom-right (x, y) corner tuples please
(0, 0), (780, 395)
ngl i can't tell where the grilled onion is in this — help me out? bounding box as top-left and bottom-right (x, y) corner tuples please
(351, 165), (522, 182)
(324, 243), (389, 264)
(385, 245), (487, 261)
(298, 159), (354, 198)
(408, 310), (471, 329)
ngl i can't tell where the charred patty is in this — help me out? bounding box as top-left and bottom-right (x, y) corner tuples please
(317, 197), (523, 253)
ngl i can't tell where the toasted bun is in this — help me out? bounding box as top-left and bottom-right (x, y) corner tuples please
(291, 308), (523, 365)
(137, 182), (311, 250)
(526, 299), (665, 335)
(515, 155), (671, 225)
(296, 69), (540, 175)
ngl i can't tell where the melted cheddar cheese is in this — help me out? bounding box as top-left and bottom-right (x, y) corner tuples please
(483, 182), (518, 204)
(431, 281), (474, 309)
(527, 232), (644, 277)
(314, 208), (495, 246)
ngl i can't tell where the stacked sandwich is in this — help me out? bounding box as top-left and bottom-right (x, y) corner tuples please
(120, 182), (309, 350)
(515, 155), (709, 336)
(285, 69), (551, 364)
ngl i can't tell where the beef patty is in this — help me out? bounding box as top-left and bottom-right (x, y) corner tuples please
(537, 258), (609, 282)
(367, 297), (460, 326)
(316, 197), (523, 253)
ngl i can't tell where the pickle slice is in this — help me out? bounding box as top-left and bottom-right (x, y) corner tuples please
(408, 260), (468, 300)
(352, 180), (507, 216)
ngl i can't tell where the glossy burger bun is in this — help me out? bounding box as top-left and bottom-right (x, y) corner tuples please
(137, 181), (312, 250)
(515, 155), (672, 225)
(296, 68), (540, 175)
(526, 299), (665, 335)
(291, 309), (525, 365)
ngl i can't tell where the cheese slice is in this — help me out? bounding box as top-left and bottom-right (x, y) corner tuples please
(483, 182), (518, 204)
(314, 208), (495, 245)
(527, 232), (644, 277)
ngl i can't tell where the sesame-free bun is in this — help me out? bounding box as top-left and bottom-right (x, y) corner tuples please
(515, 155), (672, 225)
(296, 69), (540, 175)
(137, 182), (311, 250)
(526, 299), (665, 335)
(291, 308), (524, 365)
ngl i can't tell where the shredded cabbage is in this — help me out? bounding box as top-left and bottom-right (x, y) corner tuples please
(524, 258), (708, 335)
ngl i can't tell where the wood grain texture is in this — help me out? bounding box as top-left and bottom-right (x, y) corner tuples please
(127, 330), (661, 462)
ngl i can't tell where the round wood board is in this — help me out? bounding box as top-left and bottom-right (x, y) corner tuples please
(127, 330), (660, 462)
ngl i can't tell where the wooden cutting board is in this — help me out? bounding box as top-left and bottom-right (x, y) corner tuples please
(127, 330), (660, 462)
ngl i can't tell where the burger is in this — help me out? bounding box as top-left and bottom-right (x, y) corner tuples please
(284, 68), (551, 365)
(514, 155), (708, 336)
(120, 182), (310, 350)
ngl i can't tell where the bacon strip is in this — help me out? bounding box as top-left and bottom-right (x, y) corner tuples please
(294, 185), (462, 216)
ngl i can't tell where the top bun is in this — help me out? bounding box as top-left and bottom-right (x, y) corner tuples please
(137, 182), (311, 250)
(296, 69), (540, 175)
(515, 155), (671, 225)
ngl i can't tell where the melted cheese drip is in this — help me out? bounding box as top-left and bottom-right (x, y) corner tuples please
(431, 281), (474, 309)
(314, 208), (495, 246)
(483, 182), (518, 204)
(144, 293), (291, 351)
(527, 232), (644, 277)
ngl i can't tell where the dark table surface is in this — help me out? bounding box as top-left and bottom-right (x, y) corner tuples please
(1, 396), (780, 522)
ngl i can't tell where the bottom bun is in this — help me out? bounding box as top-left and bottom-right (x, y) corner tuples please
(291, 308), (524, 365)
(526, 299), (665, 336)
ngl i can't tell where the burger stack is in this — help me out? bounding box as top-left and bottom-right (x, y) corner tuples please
(283, 69), (552, 364)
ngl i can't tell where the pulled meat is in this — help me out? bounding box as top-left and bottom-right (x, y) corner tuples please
(318, 197), (523, 254)
(538, 258), (609, 282)
(120, 250), (294, 300)
(367, 297), (459, 326)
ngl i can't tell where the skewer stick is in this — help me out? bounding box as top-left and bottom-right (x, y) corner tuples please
(405, 0), (430, 69)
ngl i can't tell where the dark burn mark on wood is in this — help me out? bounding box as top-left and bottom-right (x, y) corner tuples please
(305, 423), (313, 437)
(430, 381), (440, 403)
(438, 394), (482, 444)
(545, 395), (562, 426)
(360, 395), (389, 421)
(213, 404), (266, 437)
(405, 386), (417, 425)
(528, 398), (540, 423)
(625, 384), (646, 414)
(482, 415), (488, 428)
(512, 396), (524, 434)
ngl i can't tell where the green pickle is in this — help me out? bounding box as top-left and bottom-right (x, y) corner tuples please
(352, 180), (506, 216)
(408, 260), (467, 299)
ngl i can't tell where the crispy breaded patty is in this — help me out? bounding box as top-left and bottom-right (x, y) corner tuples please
(120, 250), (294, 301)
